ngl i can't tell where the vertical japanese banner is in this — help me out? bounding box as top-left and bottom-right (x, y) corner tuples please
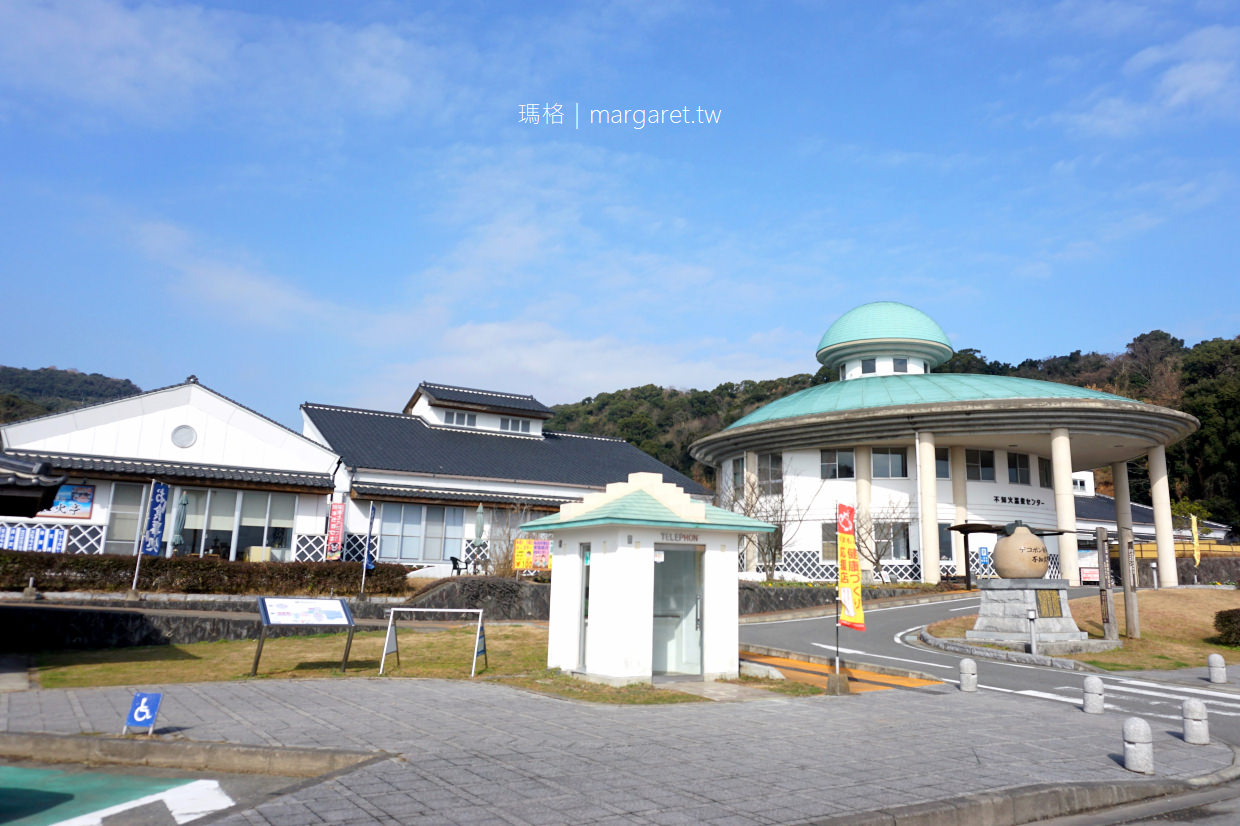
(326, 502), (346, 561)
(836, 503), (865, 631)
(139, 482), (170, 556)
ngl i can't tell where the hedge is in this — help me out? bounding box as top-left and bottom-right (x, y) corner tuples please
(0, 550), (410, 595)
(1215, 608), (1240, 646)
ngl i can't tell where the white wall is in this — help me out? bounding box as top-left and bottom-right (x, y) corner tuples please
(4, 384), (339, 475)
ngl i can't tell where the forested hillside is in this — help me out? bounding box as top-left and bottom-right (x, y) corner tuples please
(547, 331), (1240, 528)
(0, 366), (142, 423)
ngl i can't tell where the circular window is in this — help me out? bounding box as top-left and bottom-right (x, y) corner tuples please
(171, 425), (197, 449)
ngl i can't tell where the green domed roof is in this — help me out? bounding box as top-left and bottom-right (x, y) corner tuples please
(728, 373), (1134, 429)
(816, 302), (953, 369)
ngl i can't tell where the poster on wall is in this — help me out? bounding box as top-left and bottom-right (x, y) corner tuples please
(513, 538), (552, 571)
(36, 485), (96, 520)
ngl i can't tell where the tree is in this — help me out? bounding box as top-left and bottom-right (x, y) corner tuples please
(716, 469), (824, 582)
(485, 505), (537, 577)
(851, 503), (913, 583)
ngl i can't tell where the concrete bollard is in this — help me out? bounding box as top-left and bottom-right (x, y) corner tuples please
(1083, 676), (1104, 714)
(959, 658), (977, 692)
(1208, 654), (1227, 684)
(1183, 699), (1210, 745)
(1123, 717), (1154, 774)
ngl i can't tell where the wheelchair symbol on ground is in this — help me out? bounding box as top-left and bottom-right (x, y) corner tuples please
(124, 691), (163, 735)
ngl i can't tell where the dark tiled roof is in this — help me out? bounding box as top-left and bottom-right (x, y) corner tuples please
(410, 382), (554, 418)
(0, 452), (67, 516)
(5, 450), (334, 490)
(1075, 494), (1230, 532)
(302, 403), (710, 496)
(350, 483), (572, 510)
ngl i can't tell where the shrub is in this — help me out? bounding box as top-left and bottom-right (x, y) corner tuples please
(1214, 608), (1240, 646)
(0, 550), (410, 595)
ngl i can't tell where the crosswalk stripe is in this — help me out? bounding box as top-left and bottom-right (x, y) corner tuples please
(1109, 679), (1240, 702)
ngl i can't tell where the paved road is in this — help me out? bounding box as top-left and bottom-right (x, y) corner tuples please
(4, 677), (1233, 825)
(740, 591), (1240, 746)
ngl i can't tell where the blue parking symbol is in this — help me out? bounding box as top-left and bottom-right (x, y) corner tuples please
(125, 692), (162, 733)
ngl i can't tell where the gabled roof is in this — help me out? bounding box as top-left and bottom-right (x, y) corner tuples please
(302, 402), (709, 495)
(1074, 493), (1230, 533)
(404, 382), (554, 419)
(349, 482), (571, 511)
(4, 449), (334, 491)
(521, 473), (773, 532)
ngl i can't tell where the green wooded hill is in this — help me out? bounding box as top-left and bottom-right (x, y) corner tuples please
(547, 331), (1240, 529)
(0, 366), (142, 423)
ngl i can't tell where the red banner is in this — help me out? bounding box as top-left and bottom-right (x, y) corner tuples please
(326, 503), (346, 561)
(837, 503), (865, 631)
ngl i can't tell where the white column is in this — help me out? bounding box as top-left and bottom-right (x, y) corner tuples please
(916, 432), (940, 584)
(1148, 444), (1179, 588)
(1051, 427), (1080, 585)
(950, 446), (968, 569)
(855, 446), (872, 574)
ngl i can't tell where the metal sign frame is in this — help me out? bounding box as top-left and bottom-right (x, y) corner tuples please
(380, 608), (487, 677)
(251, 597), (356, 676)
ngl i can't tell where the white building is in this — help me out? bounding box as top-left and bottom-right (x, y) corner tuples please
(689, 302), (1199, 587)
(1, 378), (338, 560)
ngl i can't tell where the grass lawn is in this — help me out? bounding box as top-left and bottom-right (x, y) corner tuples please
(30, 624), (723, 704)
(926, 588), (1240, 671)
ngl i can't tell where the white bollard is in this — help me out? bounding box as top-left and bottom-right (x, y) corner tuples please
(959, 658), (977, 692)
(1183, 699), (1210, 745)
(1083, 676), (1104, 714)
(1123, 717), (1154, 774)
(1208, 654), (1227, 684)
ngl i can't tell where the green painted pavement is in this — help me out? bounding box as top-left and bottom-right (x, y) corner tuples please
(0, 765), (190, 826)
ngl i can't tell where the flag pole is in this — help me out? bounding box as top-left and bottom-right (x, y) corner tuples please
(360, 503), (376, 598)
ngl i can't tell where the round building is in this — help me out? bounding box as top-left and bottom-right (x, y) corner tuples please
(689, 302), (1198, 586)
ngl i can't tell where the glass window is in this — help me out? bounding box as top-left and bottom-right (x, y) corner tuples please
(820, 449), (855, 480)
(861, 358), (876, 374)
(731, 457), (745, 494)
(935, 447), (950, 479)
(1009, 453), (1031, 485)
(937, 522), (953, 565)
(893, 357), (908, 373)
(500, 417), (532, 433)
(966, 449), (995, 481)
(821, 521), (838, 563)
(237, 491), (269, 552)
(876, 521), (910, 560)
(105, 483), (145, 556)
(1039, 457), (1053, 488)
(400, 504), (422, 560)
(838, 365), (846, 381)
(445, 411), (476, 427)
(178, 489), (207, 555)
(205, 489), (237, 559)
(757, 453), (782, 495)
(268, 494), (295, 552)
(872, 447), (908, 478)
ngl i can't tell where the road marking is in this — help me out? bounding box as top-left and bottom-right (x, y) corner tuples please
(1108, 679), (1240, 702)
(1103, 684), (1240, 708)
(746, 596), (984, 624)
(52, 779), (233, 825)
(811, 641), (951, 669)
(949, 604), (980, 612)
(1017, 689), (1081, 705)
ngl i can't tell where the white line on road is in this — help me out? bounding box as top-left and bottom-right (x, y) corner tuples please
(949, 604), (980, 612)
(1108, 679), (1240, 702)
(811, 641), (951, 669)
(747, 596), (984, 624)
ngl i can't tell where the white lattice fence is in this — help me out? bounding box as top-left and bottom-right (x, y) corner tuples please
(68, 525), (105, 554)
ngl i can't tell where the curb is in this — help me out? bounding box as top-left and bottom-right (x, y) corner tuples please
(918, 628), (1104, 672)
(0, 731), (382, 778)
(740, 590), (978, 624)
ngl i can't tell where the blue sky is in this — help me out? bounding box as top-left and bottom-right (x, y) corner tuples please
(2, 0), (1238, 429)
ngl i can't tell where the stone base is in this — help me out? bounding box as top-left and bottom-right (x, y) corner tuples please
(966, 578), (1087, 643)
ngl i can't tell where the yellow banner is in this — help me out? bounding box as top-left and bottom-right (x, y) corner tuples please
(837, 504), (865, 631)
(1192, 514), (1200, 567)
(513, 538), (552, 571)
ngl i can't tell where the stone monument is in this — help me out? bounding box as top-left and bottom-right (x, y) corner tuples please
(966, 522), (1089, 649)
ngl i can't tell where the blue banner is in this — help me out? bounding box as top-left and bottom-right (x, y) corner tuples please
(139, 482), (170, 556)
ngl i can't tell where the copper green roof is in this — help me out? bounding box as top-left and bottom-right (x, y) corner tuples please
(728, 373), (1136, 429)
(816, 302), (954, 369)
(521, 489), (776, 532)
